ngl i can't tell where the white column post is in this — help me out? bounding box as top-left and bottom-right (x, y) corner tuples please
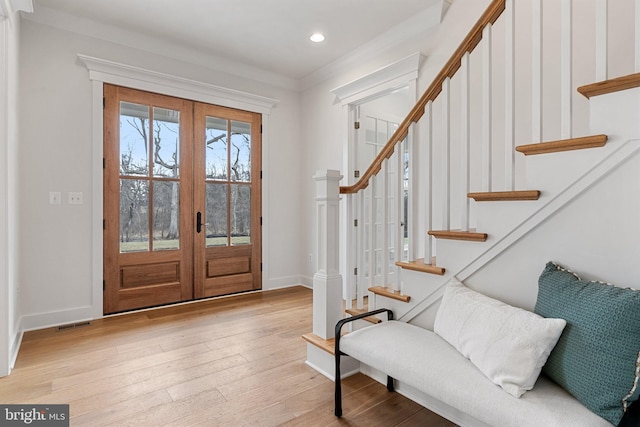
(307, 170), (359, 381)
(312, 170), (344, 340)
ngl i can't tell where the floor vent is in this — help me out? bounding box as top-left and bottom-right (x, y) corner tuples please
(57, 321), (92, 331)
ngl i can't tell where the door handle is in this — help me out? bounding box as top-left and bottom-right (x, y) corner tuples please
(196, 212), (208, 234)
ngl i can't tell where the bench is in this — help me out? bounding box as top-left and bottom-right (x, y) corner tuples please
(335, 310), (611, 426)
(334, 263), (640, 427)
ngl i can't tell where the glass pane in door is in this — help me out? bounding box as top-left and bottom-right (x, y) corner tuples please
(120, 179), (149, 253)
(152, 181), (180, 251)
(120, 102), (149, 176)
(152, 107), (181, 178)
(230, 120), (251, 182)
(230, 184), (250, 245)
(206, 183), (228, 247)
(205, 116), (228, 180)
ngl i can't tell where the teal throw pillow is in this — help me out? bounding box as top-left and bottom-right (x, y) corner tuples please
(534, 261), (640, 426)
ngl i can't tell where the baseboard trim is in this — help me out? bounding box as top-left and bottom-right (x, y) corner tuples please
(20, 305), (100, 333)
(264, 275), (309, 291)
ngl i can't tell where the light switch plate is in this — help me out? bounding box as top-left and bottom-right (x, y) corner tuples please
(49, 191), (61, 205)
(68, 192), (83, 205)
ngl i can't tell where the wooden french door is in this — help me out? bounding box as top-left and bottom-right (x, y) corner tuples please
(103, 85), (261, 314)
(193, 103), (262, 299)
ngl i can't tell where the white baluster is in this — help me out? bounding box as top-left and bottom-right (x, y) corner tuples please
(636, 0), (640, 72)
(368, 178), (376, 288)
(482, 24), (493, 192)
(505, 0), (515, 190)
(407, 124), (416, 262)
(596, 0), (608, 81)
(424, 101), (433, 264)
(395, 141), (403, 270)
(561, 0), (573, 140)
(357, 190), (365, 310)
(442, 77), (451, 231)
(382, 158), (390, 289)
(345, 194), (354, 310)
(532, 0), (542, 143)
(461, 51), (471, 231)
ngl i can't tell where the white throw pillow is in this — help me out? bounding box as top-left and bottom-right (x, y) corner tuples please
(433, 277), (566, 398)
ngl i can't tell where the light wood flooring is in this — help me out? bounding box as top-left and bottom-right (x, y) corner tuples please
(0, 286), (456, 426)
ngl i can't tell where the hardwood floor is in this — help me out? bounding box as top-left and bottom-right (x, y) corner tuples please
(0, 286), (456, 426)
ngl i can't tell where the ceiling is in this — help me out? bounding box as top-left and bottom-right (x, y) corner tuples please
(31, 0), (447, 82)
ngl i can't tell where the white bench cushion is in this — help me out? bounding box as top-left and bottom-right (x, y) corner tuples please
(340, 321), (612, 427)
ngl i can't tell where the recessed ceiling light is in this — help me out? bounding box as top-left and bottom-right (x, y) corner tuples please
(310, 33), (325, 43)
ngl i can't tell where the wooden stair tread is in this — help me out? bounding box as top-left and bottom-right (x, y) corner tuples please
(428, 230), (488, 242)
(302, 333), (335, 355)
(516, 134), (607, 156)
(395, 258), (446, 275)
(577, 72), (640, 99)
(368, 286), (411, 303)
(468, 190), (540, 201)
(345, 308), (382, 324)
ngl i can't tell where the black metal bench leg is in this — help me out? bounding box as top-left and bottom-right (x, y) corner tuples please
(387, 375), (395, 392)
(335, 353), (343, 417)
(333, 308), (393, 418)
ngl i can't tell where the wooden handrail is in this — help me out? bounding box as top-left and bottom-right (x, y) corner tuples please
(340, 0), (506, 194)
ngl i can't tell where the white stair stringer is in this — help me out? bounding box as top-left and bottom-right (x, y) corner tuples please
(400, 137), (640, 325)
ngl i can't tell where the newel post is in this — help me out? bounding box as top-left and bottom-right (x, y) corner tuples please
(307, 170), (357, 380)
(312, 170), (344, 339)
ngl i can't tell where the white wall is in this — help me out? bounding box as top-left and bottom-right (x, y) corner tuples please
(0, 1), (24, 376)
(18, 19), (303, 330)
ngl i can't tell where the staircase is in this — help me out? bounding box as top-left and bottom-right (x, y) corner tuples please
(304, 0), (640, 394)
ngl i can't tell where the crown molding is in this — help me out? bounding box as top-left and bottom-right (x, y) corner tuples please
(78, 54), (279, 115)
(330, 52), (425, 106)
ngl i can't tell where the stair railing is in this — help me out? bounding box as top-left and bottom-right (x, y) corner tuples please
(317, 0), (638, 316)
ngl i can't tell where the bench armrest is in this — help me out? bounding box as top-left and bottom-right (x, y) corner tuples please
(335, 308), (394, 354)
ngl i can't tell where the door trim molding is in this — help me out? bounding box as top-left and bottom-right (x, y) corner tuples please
(80, 55), (278, 318)
(332, 53), (422, 301)
(78, 55), (280, 114)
